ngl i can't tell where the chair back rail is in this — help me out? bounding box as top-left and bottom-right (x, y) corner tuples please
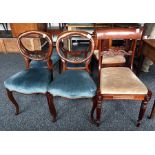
(17, 30), (53, 70)
(56, 31), (95, 72)
(96, 28), (143, 39)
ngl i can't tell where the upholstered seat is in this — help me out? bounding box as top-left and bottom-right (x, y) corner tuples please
(100, 67), (148, 95)
(4, 68), (52, 94)
(48, 70), (96, 99)
(94, 49), (126, 64)
(30, 48), (60, 68)
(66, 62), (85, 68)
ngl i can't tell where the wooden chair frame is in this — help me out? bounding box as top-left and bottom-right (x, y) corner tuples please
(56, 31), (94, 72)
(91, 28), (152, 127)
(93, 28), (142, 68)
(6, 30), (56, 121)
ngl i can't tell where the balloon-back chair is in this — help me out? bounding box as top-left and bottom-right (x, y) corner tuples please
(47, 31), (97, 122)
(4, 31), (56, 121)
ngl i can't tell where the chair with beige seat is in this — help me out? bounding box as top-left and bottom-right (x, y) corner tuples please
(91, 28), (152, 127)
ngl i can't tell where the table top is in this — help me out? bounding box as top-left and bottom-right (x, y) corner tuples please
(66, 23), (112, 28)
(143, 39), (155, 49)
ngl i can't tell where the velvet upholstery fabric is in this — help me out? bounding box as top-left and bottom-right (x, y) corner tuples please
(100, 67), (148, 95)
(48, 70), (96, 99)
(30, 47), (60, 68)
(4, 68), (52, 94)
(66, 62), (85, 68)
(94, 49), (126, 64)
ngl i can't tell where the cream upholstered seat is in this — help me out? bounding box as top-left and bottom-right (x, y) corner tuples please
(94, 49), (126, 64)
(100, 67), (148, 95)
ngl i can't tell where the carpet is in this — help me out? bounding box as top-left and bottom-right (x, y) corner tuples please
(0, 53), (155, 131)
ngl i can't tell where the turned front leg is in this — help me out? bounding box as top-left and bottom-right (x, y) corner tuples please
(96, 95), (102, 127)
(137, 90), (152, 127)
(46, 93), (57, 122)
(148, 100), (155, 119)
(90, 95), (97, 123)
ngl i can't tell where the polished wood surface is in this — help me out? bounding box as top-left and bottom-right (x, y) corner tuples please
(144, 39), (155, 48)
(96, 28), (143, 39)
(10, 23), (46, 37)
(143, 39), (155, 63)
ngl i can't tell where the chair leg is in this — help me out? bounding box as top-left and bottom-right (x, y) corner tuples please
(90, 95), (97, 123)
(137, 90), (152, 127)
(6, 89), (19, 115)
(136, 54), (145, 76)
(46, 93), (57, 122)
(59, 59), (62, 74)
(148, 100), (155, 119)
(96, 95), (102, 127)
(90, 55), (95, 73)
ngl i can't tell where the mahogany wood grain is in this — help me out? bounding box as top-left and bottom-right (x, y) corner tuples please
(10, 23), (46, 37)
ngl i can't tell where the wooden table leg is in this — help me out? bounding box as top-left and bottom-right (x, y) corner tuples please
(148, 100), (155, 119)
(136, 54), (145, 76)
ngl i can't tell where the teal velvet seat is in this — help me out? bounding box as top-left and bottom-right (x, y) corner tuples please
(4, 68), (52, 94)
(48, 70), (96, 99)
(30, 48), (60, 68)
(66, 62), (85, 68)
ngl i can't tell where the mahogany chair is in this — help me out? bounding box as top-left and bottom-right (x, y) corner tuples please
(4, 31), (56, 121)
(91, 28), (152, 127)
(47, 31), (97, 122)
(93, 28), (138, 67)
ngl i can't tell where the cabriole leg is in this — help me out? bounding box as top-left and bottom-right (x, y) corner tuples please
(90, 95), (97, 123)
(46, 93), (57, 122)
(6, 89), (19, 115)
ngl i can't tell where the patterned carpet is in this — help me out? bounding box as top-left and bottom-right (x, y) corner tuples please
(0, 53), (155, 131)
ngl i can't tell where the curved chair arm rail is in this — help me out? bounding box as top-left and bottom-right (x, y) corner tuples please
(56, 30), (95, 64)
(17, 30), (53, 61)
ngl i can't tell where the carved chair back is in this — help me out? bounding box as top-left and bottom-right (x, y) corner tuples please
(56, 31), (95, 72)
(95, 28), (143, 69)
(17, 30), (53, 70)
